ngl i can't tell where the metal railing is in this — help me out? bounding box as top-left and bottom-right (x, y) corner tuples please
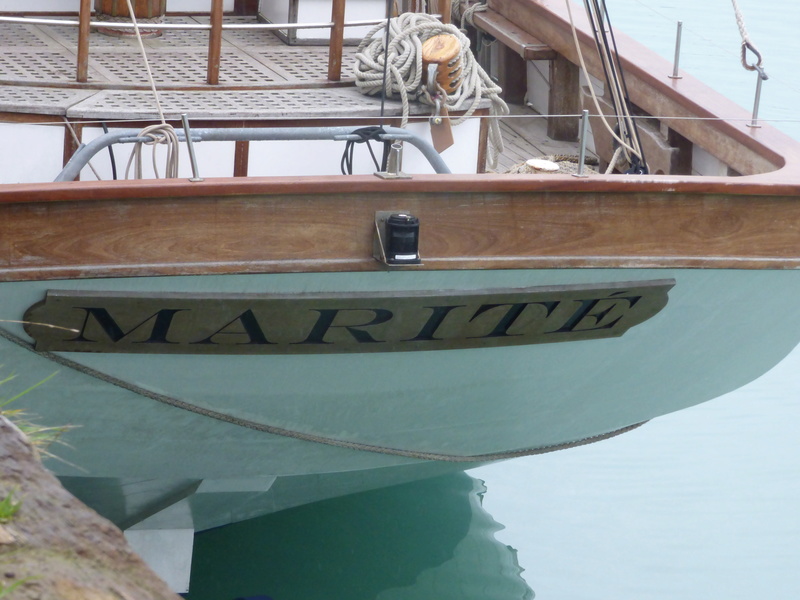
(54, 125), (452, 181)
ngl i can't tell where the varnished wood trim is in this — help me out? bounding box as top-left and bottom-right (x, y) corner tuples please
(547, 54), (579, 141)
(233, 140), (250, 177)
(77, 0), (91, 83)
(0, 80), (356, 93)
(472, 11), (556, 60)
(5, 172), (800, 204)
(3, 181), (800, 281)
(207, 0), (224, 85)
(439, 0), (452, 24)
(477, 117), (489, 173)
(327, 0), (345, 81)
(0, 112), (62, 125)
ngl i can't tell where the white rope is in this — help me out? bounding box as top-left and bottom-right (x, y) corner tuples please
(605, 144), (624, 174)
(730, 0), (763, 71)
(125, 0), (167, 124)
(124, 123), (180, 179)
(452, 0), (487, 30)
(353, 12), (508, 168)
(124, 0), (180, 179)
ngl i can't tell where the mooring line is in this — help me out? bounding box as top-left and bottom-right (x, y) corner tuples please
(0, 326), (644, 462)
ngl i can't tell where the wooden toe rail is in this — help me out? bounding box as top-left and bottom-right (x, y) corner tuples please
(472, 10), (557, 60)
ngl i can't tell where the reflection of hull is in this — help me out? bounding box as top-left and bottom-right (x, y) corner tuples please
(8, 267), (800, 532)
(186, 473), (534, 600)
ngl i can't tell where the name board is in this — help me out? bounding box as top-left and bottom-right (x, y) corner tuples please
(23, 280), (674, 354)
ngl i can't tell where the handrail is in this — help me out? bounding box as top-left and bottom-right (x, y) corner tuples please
(54, 126), (452, 182)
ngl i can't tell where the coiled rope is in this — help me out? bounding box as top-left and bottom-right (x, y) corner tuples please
(452, 0), (487, 29)
(353, 12), (508, 169)
(123, 0), (180, 179)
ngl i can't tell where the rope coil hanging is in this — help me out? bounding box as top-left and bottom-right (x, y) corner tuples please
(124, 123), (180, 179)
(353, 12), (508, 169)
(124, 0), (180, 179)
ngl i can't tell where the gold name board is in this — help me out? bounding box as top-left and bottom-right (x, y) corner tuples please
(23, 280), (674, 354)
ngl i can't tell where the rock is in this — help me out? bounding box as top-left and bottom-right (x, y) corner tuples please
(0, 417), (180, 600)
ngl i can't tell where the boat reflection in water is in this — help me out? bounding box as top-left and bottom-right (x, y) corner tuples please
(186, 472), (533, 600)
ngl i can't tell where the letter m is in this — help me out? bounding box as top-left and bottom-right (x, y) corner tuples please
(69, 307), (184, 344)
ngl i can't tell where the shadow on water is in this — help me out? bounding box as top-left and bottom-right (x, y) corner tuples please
(186, 472), (533, 600)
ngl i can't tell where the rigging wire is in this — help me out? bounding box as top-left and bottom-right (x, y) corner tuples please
(565, 0), (647, 173)
(582, 0), (647, 173)
(596, 0), (647, 172)
(564, 1), (640, 167)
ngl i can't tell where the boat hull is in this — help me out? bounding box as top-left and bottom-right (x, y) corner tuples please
(5, 267), (800, 527)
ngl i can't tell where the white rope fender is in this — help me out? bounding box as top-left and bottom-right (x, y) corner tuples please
(353, 12), (508, 169)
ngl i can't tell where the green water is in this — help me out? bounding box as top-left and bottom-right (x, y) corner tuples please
(187, 473), (533, 600)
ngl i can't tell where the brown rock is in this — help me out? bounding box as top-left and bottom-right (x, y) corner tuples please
(0, 416), (181, 600)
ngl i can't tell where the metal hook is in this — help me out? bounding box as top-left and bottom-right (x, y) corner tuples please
(430, 98), (443, 126)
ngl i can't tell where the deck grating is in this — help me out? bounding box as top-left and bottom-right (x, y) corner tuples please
(0, 17), (584, 166)
(0, 16), (358, 89)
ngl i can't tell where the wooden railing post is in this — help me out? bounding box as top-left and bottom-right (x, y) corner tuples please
(327, 0), (346, 81)
(77, 0), (91, 82)
(207, 0), (224, 85)
(439, 0), (451, 24)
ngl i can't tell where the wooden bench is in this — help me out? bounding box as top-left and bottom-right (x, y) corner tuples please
(471, 9), (580, 141)
(472, 10), (556, 61)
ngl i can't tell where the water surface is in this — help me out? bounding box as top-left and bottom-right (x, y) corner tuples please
(472, 2), (800, 597)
